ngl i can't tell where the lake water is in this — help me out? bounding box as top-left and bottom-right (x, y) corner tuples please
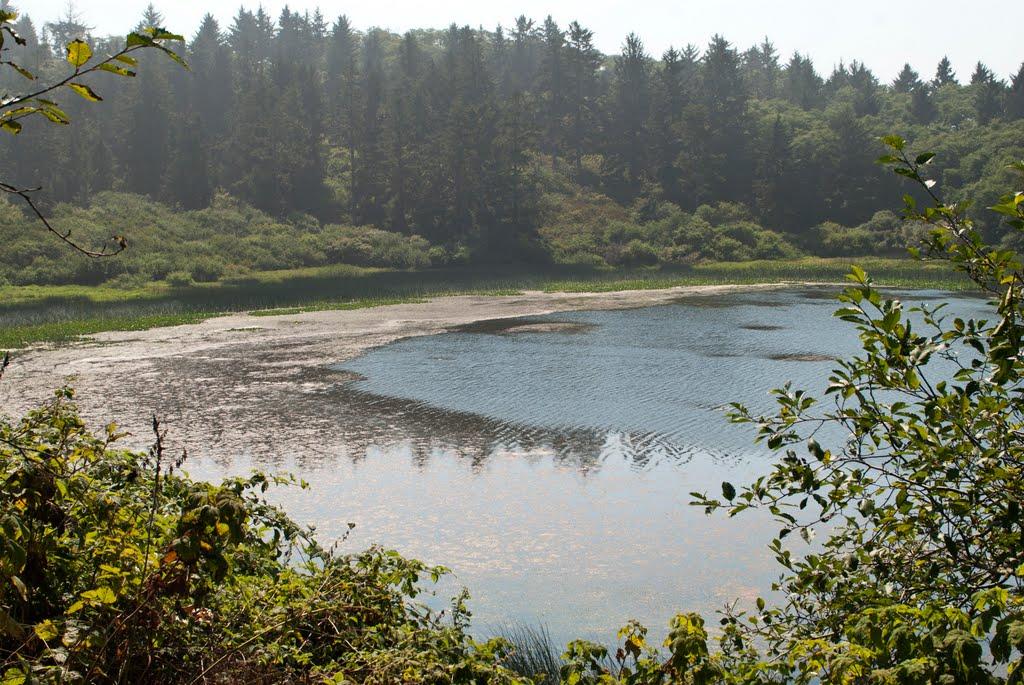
(189, 288), (989, 647)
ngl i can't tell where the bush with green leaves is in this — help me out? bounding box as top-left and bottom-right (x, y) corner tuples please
(0, 390), (527, 684)
(0, 192), (441, 285)
(539, 190), (802, 267)
(322, 224), (433, 269)
(811, 210), (931, 258)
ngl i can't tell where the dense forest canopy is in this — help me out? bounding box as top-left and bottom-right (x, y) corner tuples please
(1, 2), (1023, 284)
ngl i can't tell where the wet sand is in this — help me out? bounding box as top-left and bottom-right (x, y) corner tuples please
(0, 284), (795, 457)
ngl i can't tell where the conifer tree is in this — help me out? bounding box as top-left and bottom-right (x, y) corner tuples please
(933, 55), (957, 86)
(565, 21), (601, 174)
(326, 15), (360, 219)
(701, 34), (750, 201)
(783, 52), (822, 109)
(603, 33), (651, 199)
(971, 61), (1004, 124)
(189, 15), (231, 138)
(911, 82), (938, 124)
(1007, 63), (1024, 120)
(354, 28), (387, 226)
(539, 16), (565, 169)
(892, 63), (921, 93)
(753, 114), (795, 231)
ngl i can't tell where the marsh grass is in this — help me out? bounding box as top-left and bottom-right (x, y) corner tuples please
(541, 257), (967, 293)
(248, 297), (429, 317)
(0, 258), (966, 348)
(494, 624), (563, 684)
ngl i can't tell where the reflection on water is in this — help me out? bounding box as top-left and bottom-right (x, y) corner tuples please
(336, 288), (866, 456)
(184, 288), (990, 647)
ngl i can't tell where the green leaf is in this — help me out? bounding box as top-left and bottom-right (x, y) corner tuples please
(882, 135), (905, 150)
(722, 482), (736, 502)
(126, 32), (154, 48)
(0, 120), (22, 134)
(114, 54), (139, 66)
(66, 83), (103, 102)
(158, 46), (190, 70)
(66, 39), (92, 67)
(151, 28), (185, 41)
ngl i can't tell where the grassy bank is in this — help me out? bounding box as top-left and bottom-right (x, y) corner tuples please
(0, 258), (966, 349)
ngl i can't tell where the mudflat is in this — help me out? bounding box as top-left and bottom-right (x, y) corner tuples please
(0, 284), (792, 457)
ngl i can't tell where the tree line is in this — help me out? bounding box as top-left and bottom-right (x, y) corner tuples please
(2, 2), (1024, 261)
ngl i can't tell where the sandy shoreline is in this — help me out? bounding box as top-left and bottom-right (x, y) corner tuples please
(0, 283), (796, 457)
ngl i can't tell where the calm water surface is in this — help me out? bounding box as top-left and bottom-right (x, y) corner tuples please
(189, 288), (988, 646)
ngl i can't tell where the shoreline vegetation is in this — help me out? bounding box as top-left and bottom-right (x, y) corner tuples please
(0, 257), (966, 349)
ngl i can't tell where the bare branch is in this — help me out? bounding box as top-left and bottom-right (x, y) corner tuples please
(0, 181), (126, 258)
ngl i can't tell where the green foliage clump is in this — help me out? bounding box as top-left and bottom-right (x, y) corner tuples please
(0, 192), (435, 286)
(0, 391), (526, 684)
(540, 192), (802, 266)
(323, 225), (433, 269)
(811, 210), (930, 257)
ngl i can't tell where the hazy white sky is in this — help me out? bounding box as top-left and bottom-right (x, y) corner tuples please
(21, 0), (1022, 82)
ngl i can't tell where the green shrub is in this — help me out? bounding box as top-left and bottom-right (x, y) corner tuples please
(0, 391), (526, 684)
(323, 225), (432, 269)
(189, 257), (226, 283)
(0, 193), (437, 287)
(614, 239), (659, 266)
(813, 211), (927, 257)
(815, 221), (876, 256)
(166, 270), (194, 288)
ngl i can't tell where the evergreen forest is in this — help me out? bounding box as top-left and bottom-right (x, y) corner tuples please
(1, 3), (1023, 286)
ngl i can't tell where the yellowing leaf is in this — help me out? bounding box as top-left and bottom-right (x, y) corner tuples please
(99, 63), (135, 78)
(66, 39), (92, 68)
(67, 83), (102, 102)
(82, 587), (116, 604)
(10, 576), (27, 601)
(1, 668), (27, 685)
(33, 620), (59, 642)
(215, 522), (230, 536)
(9, 63), (34, 80)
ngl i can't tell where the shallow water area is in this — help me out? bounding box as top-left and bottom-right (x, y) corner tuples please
(144, 288), (993, 647)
